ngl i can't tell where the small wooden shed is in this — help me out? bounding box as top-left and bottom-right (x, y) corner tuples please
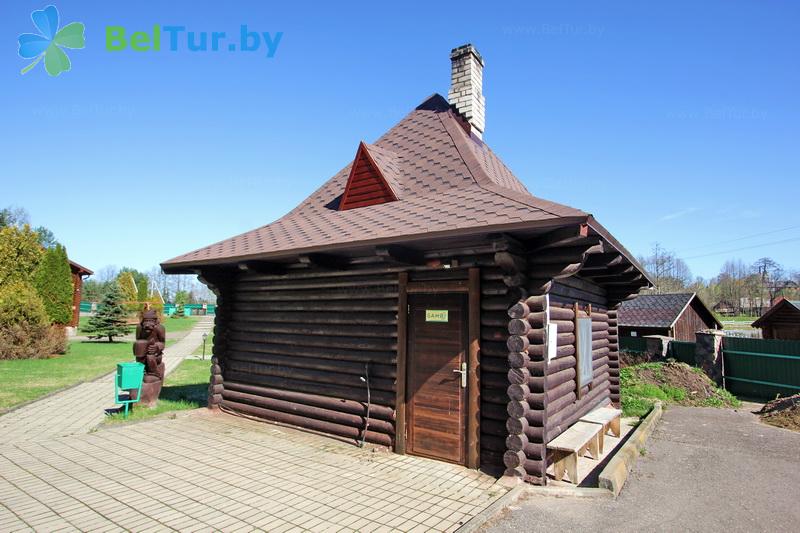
(68, 260), (93, 328)
(162, 45), (651, 485)
(752, 298), (800, 340)
(618, 292), (721, 342)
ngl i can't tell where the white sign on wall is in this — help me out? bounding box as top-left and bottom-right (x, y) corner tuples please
(546, 323), (558, 361)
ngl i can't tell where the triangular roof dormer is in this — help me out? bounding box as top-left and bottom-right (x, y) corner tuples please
(339, 142), (399, 210)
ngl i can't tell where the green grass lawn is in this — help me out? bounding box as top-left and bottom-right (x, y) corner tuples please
(105, 359), (211, 423)
(0, 340), (133, 412)
(79, 315), (200, 334)
(192, 331), (214, 356)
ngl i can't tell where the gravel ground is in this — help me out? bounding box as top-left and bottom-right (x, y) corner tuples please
(484, 405), (800, 533)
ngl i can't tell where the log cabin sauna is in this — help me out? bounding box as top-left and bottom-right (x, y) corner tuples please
(162, 44), (652, 485)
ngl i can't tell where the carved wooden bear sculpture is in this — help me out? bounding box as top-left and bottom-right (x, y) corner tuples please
(132, 309), (166, 407)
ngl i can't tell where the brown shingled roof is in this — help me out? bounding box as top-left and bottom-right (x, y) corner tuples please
(618, 293), (722, 329)
(162, 94), (594, 270)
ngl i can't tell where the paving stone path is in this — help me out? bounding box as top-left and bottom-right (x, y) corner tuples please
(0, 412), (506, 532)
(0, 317), (214, 445)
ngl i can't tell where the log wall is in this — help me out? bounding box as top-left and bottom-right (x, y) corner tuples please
(219, 266), (400, 448)
(504, 274), (613, 485)
(210, 251), (517, 475)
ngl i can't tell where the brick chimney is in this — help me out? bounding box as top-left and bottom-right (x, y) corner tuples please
(448, 44), (485, 139)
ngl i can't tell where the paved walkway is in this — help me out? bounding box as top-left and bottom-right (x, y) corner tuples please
(0, 317), (214, 445)
(485, 406), (800, 532)
(0, 411), (506, 532)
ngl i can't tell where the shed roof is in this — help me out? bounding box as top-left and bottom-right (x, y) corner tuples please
(618, 293), (722, 329)
(68, 260), (93, 276)
(161, 94), (646, 288)
(752, 299), (800, 328)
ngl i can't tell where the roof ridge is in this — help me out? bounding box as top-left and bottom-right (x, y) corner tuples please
(437, 109), (588, 219)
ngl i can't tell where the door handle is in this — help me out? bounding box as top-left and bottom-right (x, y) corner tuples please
(452, 362), (467, 388)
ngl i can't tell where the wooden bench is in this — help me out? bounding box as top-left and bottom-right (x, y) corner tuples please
(579, 406), (623, 454)
(546, 421), (602, 484)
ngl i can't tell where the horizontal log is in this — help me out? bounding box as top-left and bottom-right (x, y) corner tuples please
(231, 300), (396, 313)
(507, 301), (530, 319)
(225, 371), (395, 405)
(504, 450), (532, 469)
(507, 400), (529, 418)
(232, 292), (399, 305)
(515, 409), (544, 428)
(529, 355), (576, 377)
(508, 351), (531, 369)
(222, 381), (395, 421)
(227, 331), (396, 352)
(557, 333), (576, 346)
(506, 416), (529, 435)
(481, 401), (509, 422)
(528, 367), (576, 391)
(523, 295), (547, 311)
(528, 344), (575, 358)
(507, 335), (529, 353)
(227, 339), (395, 365)
(545, 381), (611, 441)
(508, 318), (530, 336)
(506, 436), (545, 459)
(482, 419), (507, 437)
(508, 367), (530, 386)
(228, 320), (397, 339)
(547, 390), (577, 414)
(222, 389), (394, 435)
(220, 399), (392, 447)
(528, 380), (575, 409)
(235, 275), (397, 292)
(227, 350), (395, 379)
(481, 356), (510, 374)
(480, 434), (508, 454)
(225, 360), (395, 393)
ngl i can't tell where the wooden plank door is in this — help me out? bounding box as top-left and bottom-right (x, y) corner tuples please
(406, 293), (468, 465)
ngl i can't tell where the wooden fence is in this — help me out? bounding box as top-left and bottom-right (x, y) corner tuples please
(722, 337), (800, 399)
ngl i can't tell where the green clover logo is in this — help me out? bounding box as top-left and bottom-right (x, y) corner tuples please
(18, 5), (85, 77)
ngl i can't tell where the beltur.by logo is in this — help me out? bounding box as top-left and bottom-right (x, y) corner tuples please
(105, 25), (283, 57)
(17, 5), (85, 76)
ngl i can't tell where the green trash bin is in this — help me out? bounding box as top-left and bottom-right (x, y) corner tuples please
(115, 362), (144, 417)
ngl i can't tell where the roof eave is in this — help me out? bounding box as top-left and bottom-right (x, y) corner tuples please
(586, 216), (654, 286)
(160, 215), (589, 274)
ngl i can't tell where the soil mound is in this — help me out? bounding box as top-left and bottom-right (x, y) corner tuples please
(757, 394), (800, 432)
(637, 362), (722, 405)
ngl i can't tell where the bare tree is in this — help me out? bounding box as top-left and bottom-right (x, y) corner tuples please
(639, 243), (693, 294)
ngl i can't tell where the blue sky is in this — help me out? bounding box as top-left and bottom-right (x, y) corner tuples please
(2, 1), (798, 280)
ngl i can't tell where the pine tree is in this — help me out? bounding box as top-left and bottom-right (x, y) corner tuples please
(32, 244), (73, 325)
(83, 283), (132, 342)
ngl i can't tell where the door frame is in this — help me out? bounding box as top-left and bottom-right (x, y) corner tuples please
(395, 268), (481, 469)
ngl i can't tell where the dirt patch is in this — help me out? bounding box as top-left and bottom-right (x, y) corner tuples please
(757, 394), (800, 432)
(636, 363), (722, 405)
(621, 362), (739, 417)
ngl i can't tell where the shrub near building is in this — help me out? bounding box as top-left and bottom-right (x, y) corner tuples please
(33, 244), (73, 325)
(0, 224), (69, 359)
(0, 281), (66, 359)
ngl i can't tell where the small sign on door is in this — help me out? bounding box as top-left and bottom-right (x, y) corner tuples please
(425, 310), (449, 322)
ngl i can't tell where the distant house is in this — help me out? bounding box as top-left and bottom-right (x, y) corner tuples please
(618, 293), (722, 342)
(69, 260), (93, 328)
(713, 299), (736, 317)
(752, 298), (800, 340)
